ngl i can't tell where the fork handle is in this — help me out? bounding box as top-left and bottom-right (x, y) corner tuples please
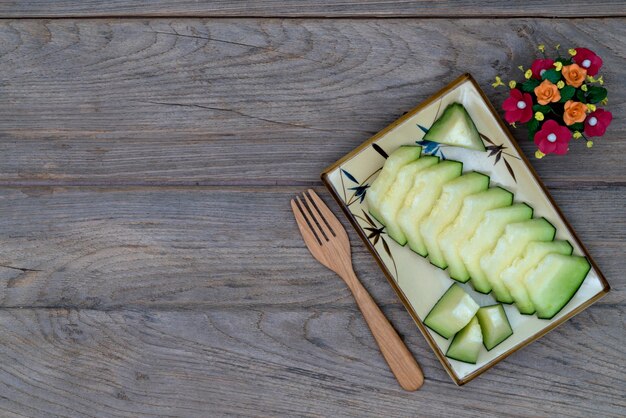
(343, 269), (424, 391)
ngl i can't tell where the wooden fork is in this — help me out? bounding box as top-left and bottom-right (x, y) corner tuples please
(291, 189), (424, 391)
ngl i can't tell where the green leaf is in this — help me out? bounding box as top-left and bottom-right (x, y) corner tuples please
(556, 58), (572, 65)
(532, 104), (551, 113)
(527, 118), (539, 134)
(586, 86), (607, 104)
(542, 69), (561, 83)
(520, 79), (540, 93)
(559, 86), (576, 102)
(576, 89), (587, 103)
(569, 122), (584, 132)
(527, 117), (541, 142)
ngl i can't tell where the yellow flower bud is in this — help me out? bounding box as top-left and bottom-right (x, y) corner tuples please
(586, 140), (593, 148)
(587, 75), (595, 82)
(534, 112), (544, 121)
(492, 76), (504, 88)
(535, 150), (545, 159)
(573, 131), (582, 139)
(524, 69), (532, 79)
(597, 75), (604, 85)
(557, 80), (565, 89)
(601, 98), (608, 105)
(553, 62), (563, 71)
(518, 65), (524, 71)
(555, 44), (561, 50)
(538, 44), (545, 52)
(568, 48), (577, 56)
(509, 80), (516, 89)
(510, 122), (517, 128)
(586, 104), (596, 112)
(581, 84), (588, 92)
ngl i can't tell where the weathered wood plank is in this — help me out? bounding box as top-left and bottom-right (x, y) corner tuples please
(0, 19), (623, 186)
(0, 186), (622, 309)
(0, 0), (625, 18)
(0, 307), (623, 417)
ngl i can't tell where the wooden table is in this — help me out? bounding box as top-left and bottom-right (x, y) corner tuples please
(0, 2), (624, 417)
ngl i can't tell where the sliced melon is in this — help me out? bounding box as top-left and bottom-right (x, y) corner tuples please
(420, 172), (490, 269)
(502, 240), (573, 314)
(524, 253), (591, 319)
(445, 317), (483, 364)
(365, 145), (422, 222)
(423, 103), (486, 151)
(424, 283), (479, 339)
(461, 203), (534, 294)
(439, 187), (513, 282)
(476, 305), (513, 350)
(397, 160), (463, 255)
(481, 218), (556, 304)
(378, 156), (439, 245)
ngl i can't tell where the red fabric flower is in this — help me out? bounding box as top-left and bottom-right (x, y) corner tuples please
(502, 89), (533, 124)
(534, 120), (572, 155)
(573, 48), (603, 76)
(584, 109), (612, 137)
(530, 59), (554, 80)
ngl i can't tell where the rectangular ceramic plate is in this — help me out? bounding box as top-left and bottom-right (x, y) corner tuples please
(321, 73), (610, 385)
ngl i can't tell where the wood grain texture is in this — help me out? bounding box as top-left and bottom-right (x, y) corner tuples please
(0, 12), (624, 417)
(0, 186), (622, 310)
(0, 19), (623, 186)
(292, 189), (423, 390)
(0, 0), (625, 18)
(0, 306), (623, 417)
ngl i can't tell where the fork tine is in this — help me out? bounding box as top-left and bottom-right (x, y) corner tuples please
(306, 189), (347, 240)
(302, 192), (333, 240)
(291, 198), (323, 245)
(296, 195), (328, 242)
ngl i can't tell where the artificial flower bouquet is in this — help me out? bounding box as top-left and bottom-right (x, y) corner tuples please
(493, 45), (612, 158)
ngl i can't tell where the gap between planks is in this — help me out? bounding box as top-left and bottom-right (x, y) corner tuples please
(1, 15), (625, 20)
(0, 181), (623, 189)
(0, 300), (620, 313)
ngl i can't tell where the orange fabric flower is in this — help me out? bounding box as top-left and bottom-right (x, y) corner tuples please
(563, 100), (587, 125)
(561, 64), (587, 87)
(534, 79), (561, 105)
